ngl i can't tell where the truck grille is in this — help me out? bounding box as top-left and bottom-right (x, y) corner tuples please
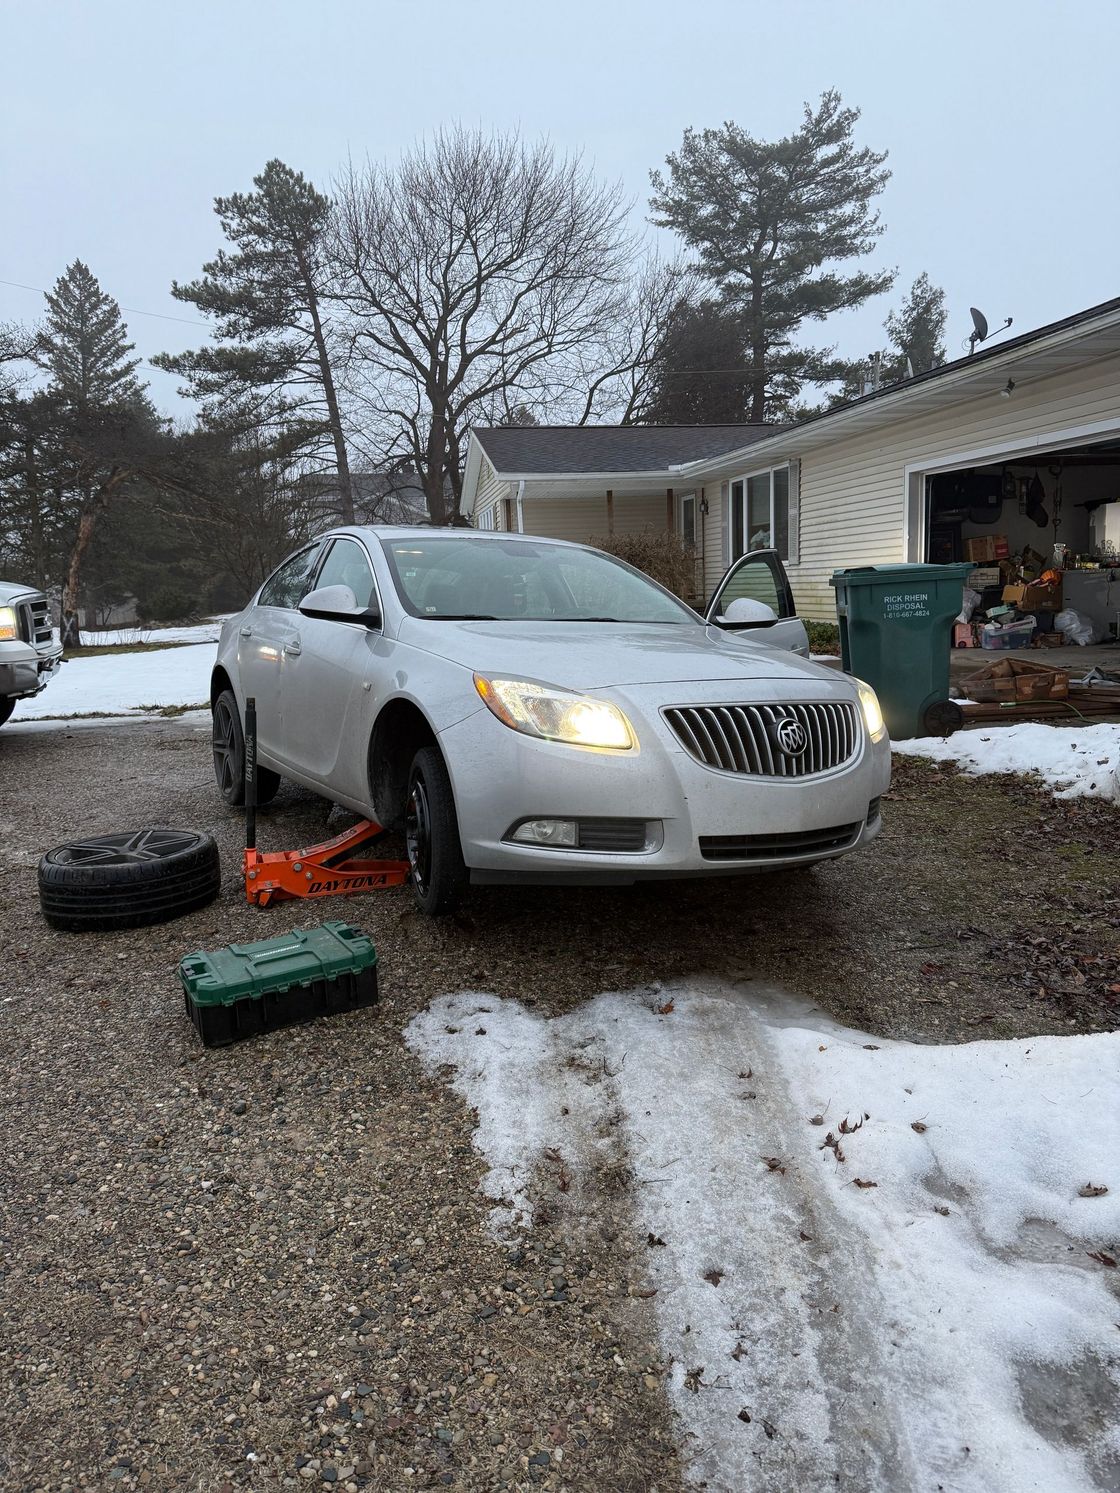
(699, 823), (861, 861)
(18, 594), (53, 647)
(663, 701), (860, 778)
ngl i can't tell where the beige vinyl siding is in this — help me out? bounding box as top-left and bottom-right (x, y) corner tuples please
(698, 353), (1120, 621)
(519, 493), (668, 544)
(471, 457), (509, 530)
(700, 482), (727, 603)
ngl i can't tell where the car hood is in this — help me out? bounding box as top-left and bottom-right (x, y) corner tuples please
(0, 579), (40, 606)
(397, 618), (843, 690)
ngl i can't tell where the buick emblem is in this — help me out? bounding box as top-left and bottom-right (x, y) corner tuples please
(774, 718), (808, 757)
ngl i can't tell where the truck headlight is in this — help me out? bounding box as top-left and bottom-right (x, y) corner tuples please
(855, 679), (886, 741)
(0, 606), (18, 642)
(474, 674), (634, 750)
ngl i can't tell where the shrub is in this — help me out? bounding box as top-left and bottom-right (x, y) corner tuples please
(806, 620), (840, 655)
(591, 529), (700, 603)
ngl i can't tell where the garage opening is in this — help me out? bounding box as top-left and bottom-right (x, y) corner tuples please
(922, 436), (1120, 656)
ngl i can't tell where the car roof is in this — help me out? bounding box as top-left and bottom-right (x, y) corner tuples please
(328, 525), (588, 552)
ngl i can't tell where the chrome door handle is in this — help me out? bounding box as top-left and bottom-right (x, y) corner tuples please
(283, 639), (302, 657)
(239, 626), (253, 637)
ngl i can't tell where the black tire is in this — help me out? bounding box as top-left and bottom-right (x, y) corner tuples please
(0, 696), (14, 728)
(405, 746), (469, 916)
(38, 828), (222, 933)
(212, 689), (281, 808)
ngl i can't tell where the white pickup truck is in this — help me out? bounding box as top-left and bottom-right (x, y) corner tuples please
(0, 580), (63, 726)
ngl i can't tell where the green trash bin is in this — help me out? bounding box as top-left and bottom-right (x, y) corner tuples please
(829, 562), (972, 739)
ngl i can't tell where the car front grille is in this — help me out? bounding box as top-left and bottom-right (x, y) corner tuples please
(699, 823), (862, 862)
(664, 701), (860, 778)
(18, 594), (53, 648)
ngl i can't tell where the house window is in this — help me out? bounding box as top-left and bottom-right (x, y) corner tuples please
(477, 505), (495, 531)
(679, 492), (696, 550)
(729, 464), (793, 561)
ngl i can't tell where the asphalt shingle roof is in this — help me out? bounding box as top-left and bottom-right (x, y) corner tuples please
(472, 424), (783, 476)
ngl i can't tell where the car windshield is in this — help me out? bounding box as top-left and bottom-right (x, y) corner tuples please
(382, 537), (698, 624)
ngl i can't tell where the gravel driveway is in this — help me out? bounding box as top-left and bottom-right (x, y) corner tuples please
(1, 716), (1116, 1491)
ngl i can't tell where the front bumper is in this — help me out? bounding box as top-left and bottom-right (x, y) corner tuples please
(0, 641), (63, 699)
(438, 679), (891, 885)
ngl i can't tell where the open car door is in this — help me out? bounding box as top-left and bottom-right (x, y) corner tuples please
(704, 549), (810, 656)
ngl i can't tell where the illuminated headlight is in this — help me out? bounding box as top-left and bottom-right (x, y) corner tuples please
(855, 678), (886, 741)
(510, 819), (579, 847)
(0, 606), (17, 642)
(474, 674), (634, 750)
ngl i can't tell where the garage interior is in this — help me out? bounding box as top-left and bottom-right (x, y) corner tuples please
(924, 437), (1120, 660)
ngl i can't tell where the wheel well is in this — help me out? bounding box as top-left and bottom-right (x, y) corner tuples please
(368, 699), (437, 830)
(211, 667), (233, 709)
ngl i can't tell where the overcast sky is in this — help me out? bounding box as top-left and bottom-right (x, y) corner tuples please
(3, 0), (1117, 415)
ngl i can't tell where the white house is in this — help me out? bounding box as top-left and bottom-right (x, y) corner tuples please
(460, 296), (1120, 625)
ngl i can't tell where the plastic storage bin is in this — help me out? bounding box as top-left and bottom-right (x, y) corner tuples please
(179, 920), (378, 1047)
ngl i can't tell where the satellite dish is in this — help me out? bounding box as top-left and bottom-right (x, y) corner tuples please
(967, 306), (1013, 356)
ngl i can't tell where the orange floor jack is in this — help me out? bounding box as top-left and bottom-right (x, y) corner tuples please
(242, 697), (410, 907)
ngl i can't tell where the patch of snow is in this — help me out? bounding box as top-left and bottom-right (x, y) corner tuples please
(896, 721), (1120, 801)
(407, 982), (1120, 1493)
(55, 616), (232, 646)
(15, 642), (216, 719)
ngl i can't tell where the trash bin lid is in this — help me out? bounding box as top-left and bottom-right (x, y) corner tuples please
(830, 562), (973, 587)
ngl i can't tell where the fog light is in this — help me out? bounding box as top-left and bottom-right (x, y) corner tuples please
(510, 819), (579, 847)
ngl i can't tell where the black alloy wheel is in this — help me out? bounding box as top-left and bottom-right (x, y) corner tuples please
(405, 746), (469, 916)
(38, 828), (222, 932)
(212, 689), (281, 808)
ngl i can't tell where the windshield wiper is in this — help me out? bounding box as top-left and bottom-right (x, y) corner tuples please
(421, 612), (499, 621)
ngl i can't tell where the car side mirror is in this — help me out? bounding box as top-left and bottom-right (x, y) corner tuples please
(299, 584), (380, 628)
(712, 597), (780, 629)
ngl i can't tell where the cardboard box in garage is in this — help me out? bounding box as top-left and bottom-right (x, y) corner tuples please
(965, 535), (1009, 562)
(1002, 580), (1063, 610)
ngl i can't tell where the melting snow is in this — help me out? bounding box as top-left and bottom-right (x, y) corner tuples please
(407, 981), (1120, 1492)
(897, 721), (1120, 801)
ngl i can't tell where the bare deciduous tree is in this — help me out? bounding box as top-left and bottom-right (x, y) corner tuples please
(331, 128), (648, 524)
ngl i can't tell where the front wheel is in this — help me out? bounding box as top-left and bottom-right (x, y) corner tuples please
(0, 696), (14, 728)
(405, 746), (468, 916)
(212, 689), (281, 808)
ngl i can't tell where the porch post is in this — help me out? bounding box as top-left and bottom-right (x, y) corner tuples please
(666, 486), (674, 531)
(606, 489), (614, 536)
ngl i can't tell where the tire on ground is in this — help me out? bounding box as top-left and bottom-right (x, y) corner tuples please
(38, 828), (222, 932)
(212, 688), (281, 808)
(0, 696), (15, 728)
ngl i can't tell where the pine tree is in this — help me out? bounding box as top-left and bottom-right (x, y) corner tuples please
(33, 261), (158, 646)
(154, 160), (354, 523)
(641, 300), (755, 425)
(36, 261), (142, 410)
(884, 272), (947, 379)
(650, 91), (895, 419)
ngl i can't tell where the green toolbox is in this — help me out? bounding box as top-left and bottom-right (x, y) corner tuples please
(179, 920), (378, 1047)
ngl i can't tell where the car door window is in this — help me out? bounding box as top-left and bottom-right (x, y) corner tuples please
(709, 553), (795, 618)
(259, 545), (322, 610)
(314, 538), (377, 610)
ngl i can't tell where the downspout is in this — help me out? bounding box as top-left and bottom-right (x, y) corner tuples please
(515, 479), (525, 534)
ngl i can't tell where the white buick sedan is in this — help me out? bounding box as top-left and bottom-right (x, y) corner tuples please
(211, 528), (890, 914)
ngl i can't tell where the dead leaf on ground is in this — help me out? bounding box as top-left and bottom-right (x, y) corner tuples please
(838, 1114), (864, 1135)
(702, 1268), (723, 1287)
(798, 1230), (813, 1242)
(1078, 1184), (1109, 1198)
(852, 1178), (878, 1190)
(762, 1419), (779, 1440)
(737, 1408), (752, 1423)
(647, 1232), (666, 1247)
(1087, 1250), (1117, 1268)
(863, 1044), (880, 1050)
(762, 1157), (786, 1175)
(911, 1121), (928, 1134)
(730, 1341), (747, 1362)
(683, 1366), (705, 1394)
(809, 1114), (825, 1126)
(933, 1205), (950, 1217)
(657, 999), (675, 1015)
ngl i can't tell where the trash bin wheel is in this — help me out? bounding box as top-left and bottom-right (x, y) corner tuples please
(921, 700), (963, 737)
(38, 828), (222, 932)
